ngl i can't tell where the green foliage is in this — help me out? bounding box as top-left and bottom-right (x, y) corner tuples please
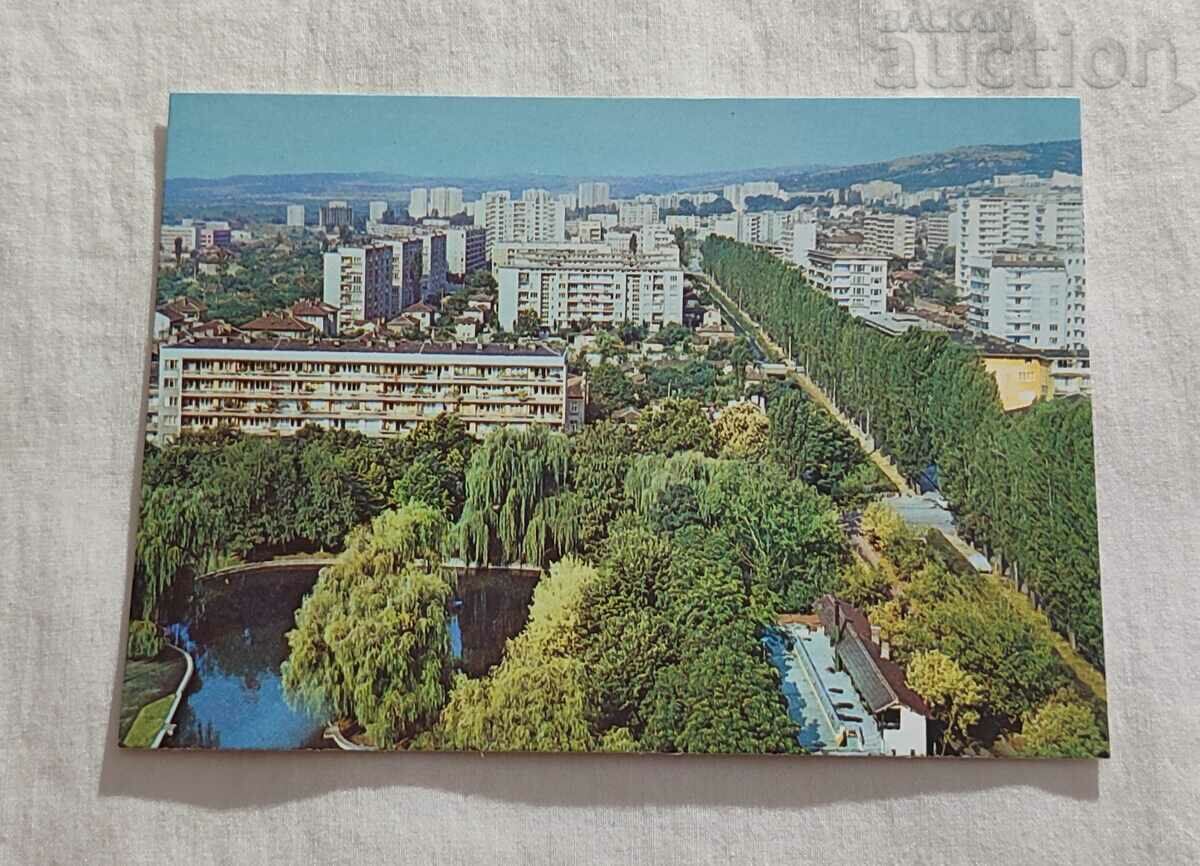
(281, 503), (455, 748)
(766, 388), (864, 495)
(568, 422), (636, 551)
(703, 237), (1103, 665)
(1019, 688), (1108, 758)
(635, 398), (716, 456)
(587, 363), (637, 420)
(454, 426), (578, 566)
(515, 308), (541, 337)
(134, 417), (474, 619)
(836, 559), (891, 609)
(431, 558), (600, 751)
(713, 402), (769, 459)
(126, 620), (164, 660)
(906, 650), (983, 749)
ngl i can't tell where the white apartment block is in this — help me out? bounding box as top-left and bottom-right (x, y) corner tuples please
(323, 244), (395, 329)
(444, 225), (488, 278)
(922, 214), (950, 250)
(558, 193), (578, 211)
(496, 244), (684, 331)
(802, 249), (889, 318)
(160, 224), (199, 253)
(574, 220), (605, 243)
(428, 187), (464, 218)
(953, 192), (1084, 293)
(419, 232), (449, 299)
(617, 201), (659, 226)
(156, 337), (572, 441)
(368, 200), (388, 222)
(788, 222), (818, 266)
(863, 214), (917, 259)
(409, 188), (428, 219)
(963, 247), (1087, 350)
(722, 181), (781, 211)
(286, 205), (305, 227)
(577, 181), (610, 209)
(479, 190), (566, 259)
(665, 214), (700, 231)
(851, 180), (902, 204)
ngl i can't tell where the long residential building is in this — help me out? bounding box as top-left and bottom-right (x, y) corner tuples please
(802, 248), (890, 318)
(496, 244), (684, 330)
(476, 190), (567, 259)
(322, 244), (395, 329)
(155, 337), (574, 441)
(952, 191), (1084, 292)
(863, 213), (917, 259)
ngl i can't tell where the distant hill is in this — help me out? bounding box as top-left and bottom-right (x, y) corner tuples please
(161, 139), (1082, 215)
(772, 140), (1081, 192)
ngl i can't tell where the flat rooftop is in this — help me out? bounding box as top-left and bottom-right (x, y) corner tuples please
(164, 336), (564, 359)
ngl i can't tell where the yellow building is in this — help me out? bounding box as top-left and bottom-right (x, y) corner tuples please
(980, 352), (1054, 411)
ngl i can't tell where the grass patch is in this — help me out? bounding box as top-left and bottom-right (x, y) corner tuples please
(119, 648), (186, 742)
(122, 695), (176, 748)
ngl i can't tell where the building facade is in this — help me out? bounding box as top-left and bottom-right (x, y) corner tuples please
(319, 200), (353, 230)
(156, 338), (573, 441)
(444, 225), (488, 279)
(802, 249), (890, 318)
(322, 244), (395, 328)
(496, 244), (684, 331)
(577, 181), (610, 209)
(286, 205), (305, 227)
(962, 246), (1085, 351)
(863, 213), (917, 259)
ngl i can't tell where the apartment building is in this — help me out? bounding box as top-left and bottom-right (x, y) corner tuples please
(962, 246), (1086, 351)
(368, 200), (388, 222)
(428, 187), (464, 218)
(286, 205), (305, 227)
(418, 232), (449, 299)
(922, 214), (950, 250)
(409, 188), (428, 220)
(722, 181), (781, 210)
(319, 201), (353, 230)
(155, 337), (573, 441)
(863, 213), (917, 259)
(379, 239), (424, 312)
(477, 190), (567, 259)
(617, 201), (659, 226)
(802, 249), (890, 318)
(952, 191), (1084, 292)
(496, 244), (684, 331)
(850, 180), (902, 204)
(322, 244), (395, 329)
(443, 225), (488, 279)
(160, 224), (199, 253)
(577, 181), (610, 209)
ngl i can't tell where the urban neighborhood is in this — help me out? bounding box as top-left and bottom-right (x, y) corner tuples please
(121, 96), (1106, 760)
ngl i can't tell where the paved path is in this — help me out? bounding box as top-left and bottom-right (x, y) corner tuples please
(699, 272), (916, 496)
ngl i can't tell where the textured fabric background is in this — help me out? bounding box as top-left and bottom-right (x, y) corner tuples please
(2, 1), (1199, 863)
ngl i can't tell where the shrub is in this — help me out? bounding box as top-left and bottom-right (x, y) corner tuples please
(127, 620), (164, 660)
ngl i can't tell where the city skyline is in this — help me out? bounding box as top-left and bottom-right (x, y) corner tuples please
(165, 95), (1081, 181)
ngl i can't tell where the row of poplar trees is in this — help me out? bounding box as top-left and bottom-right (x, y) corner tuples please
(702, 236), (1104, 666)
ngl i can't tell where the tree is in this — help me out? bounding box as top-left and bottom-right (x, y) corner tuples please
(586, 363), (636, 420)
(836, 559), (890, 609)
(281, 503), (455, 748)
(514, 308), (541, 338)
(713, 402), (769, 459)
(766, 388), (863, 495)
(568, 421), (635, 550)
(430, 558), (599, 751)
(1019, 689), (1108, 757)
(906, 650), (983, 753)
(635, 398), (715, 455)
(454, 426), (578, 566)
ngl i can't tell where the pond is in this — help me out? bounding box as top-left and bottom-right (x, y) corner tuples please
(163, 563), (537, 750)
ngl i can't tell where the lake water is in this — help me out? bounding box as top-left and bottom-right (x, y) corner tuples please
(163, 563), (536, 750)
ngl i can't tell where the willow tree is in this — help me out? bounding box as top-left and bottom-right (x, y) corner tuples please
(133, 484), (225, 619)
(429, 558), (599, 751)
(454, 426), (578, 566)
(281, 502), (454, 748)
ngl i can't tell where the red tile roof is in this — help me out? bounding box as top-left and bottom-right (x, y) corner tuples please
(241, 313), (316, 334)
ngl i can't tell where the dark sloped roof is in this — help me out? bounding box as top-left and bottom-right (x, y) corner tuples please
(291, 299), (337, 316)
(241, 313), (315, 333)
(815, 595), (929, 716)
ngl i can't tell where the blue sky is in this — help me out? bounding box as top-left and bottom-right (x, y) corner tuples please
(165, 95), (1080, 180)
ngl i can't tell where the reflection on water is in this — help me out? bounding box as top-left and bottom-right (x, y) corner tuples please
(164, 564), (538, 750)
(166, 567), (328, 750)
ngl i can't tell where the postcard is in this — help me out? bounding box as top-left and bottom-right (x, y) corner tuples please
(119, 95), (1106, 757)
